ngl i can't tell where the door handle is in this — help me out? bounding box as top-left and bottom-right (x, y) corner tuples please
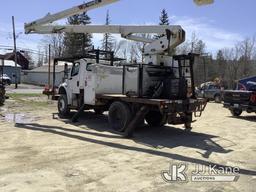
(77, 81), (79, 87)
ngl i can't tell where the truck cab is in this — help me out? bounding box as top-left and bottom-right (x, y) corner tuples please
(61, 59), (88, 107)
(56, 50), (125, 116)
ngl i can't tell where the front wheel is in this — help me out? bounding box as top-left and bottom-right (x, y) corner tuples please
(58, 94), (70, 118)
(230, 108), (242, 117)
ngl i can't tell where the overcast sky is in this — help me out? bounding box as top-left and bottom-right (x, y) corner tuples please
(0, 0), (255, 56)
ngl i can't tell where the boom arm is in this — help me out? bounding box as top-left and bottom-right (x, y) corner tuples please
(25, 0), (214, 34)
(26, 24), (185, 54)
(26, 24), (183, 42)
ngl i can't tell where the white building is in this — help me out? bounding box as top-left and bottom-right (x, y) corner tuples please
(22, 64), (71, 86)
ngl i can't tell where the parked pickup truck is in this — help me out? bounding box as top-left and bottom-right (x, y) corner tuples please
(196, 82), (223, 103)
(223, 87), (256, 116)
(223, 76), (256, 116)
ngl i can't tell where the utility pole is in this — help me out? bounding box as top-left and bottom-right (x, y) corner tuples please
(48, 44), (51, 89)
(12, 16), (18, 89)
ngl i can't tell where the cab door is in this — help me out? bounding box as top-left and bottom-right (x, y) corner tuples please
(68, 62), (81, 95)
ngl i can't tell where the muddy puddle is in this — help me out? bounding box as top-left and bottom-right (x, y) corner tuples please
(1, 113), (39, 124)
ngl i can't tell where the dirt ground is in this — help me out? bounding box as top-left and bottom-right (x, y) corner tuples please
(0, 94), (255, 192)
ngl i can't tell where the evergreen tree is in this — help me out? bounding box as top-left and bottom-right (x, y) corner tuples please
(159, 9), (170, 25)
(156, 9), (170, 39)
(63, 12), (92, 57)
(101, 10), (115, 52)
(194, 40), (206, 54)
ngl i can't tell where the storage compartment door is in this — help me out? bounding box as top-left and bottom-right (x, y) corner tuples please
(123, 67), (139, 96)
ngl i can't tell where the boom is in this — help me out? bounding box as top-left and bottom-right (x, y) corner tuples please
(25, 0), (213, 33)
(26, 24), (185, 54)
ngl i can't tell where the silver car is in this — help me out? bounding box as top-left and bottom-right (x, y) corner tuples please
(196, 82), (223, 103)
(0, 74), (12, 85)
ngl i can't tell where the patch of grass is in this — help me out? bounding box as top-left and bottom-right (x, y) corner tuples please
(7, 93), (52, 109)
(8, 93), (43, 99)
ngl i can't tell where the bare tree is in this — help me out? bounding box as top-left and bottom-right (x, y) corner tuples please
(113, 40), (127, 58)
(129, 42), (140, 63)
(50, 34), (65, 58)
(41, 34), (65, 59)
(36, 46), (44, 67)
(176, 32), (206, 55)
(112, 39), (141, 63)
(236, 36), (255, 77)
(222, 47), (240, 88)
(23, 51), (35, 69)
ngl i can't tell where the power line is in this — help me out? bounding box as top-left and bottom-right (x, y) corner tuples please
(0, 45), (46, 56)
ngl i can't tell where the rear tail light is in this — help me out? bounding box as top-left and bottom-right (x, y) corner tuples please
(250, 93), (256, 103)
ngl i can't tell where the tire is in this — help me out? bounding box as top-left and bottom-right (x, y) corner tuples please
(230, 108), (242, 117)
(145, 111), (167, 127)
(214, 94), (221, 103)
(58, 94), (70, 118)
(108, 102), (132, 132)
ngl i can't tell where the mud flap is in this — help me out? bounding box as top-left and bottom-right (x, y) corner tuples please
(123, 106), (149, 138)
(72, 104), (86, 123)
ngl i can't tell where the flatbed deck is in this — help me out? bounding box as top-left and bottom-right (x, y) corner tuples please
(96, 94), (203, 106)
(97, 94), (169, 105)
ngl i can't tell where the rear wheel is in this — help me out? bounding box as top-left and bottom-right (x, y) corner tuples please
(58, 94), (70, 118)
(230, 108), (242, 116)
(145, 111), (167, 127)
(108, 102), (132, 132)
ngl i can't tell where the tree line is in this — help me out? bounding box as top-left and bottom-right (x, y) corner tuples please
(25, 9), (256, 89)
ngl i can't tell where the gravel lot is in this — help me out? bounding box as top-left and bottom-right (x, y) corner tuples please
(0, 94), (255, 192)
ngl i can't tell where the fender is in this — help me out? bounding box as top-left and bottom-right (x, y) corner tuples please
(58, 83), (72, 105)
